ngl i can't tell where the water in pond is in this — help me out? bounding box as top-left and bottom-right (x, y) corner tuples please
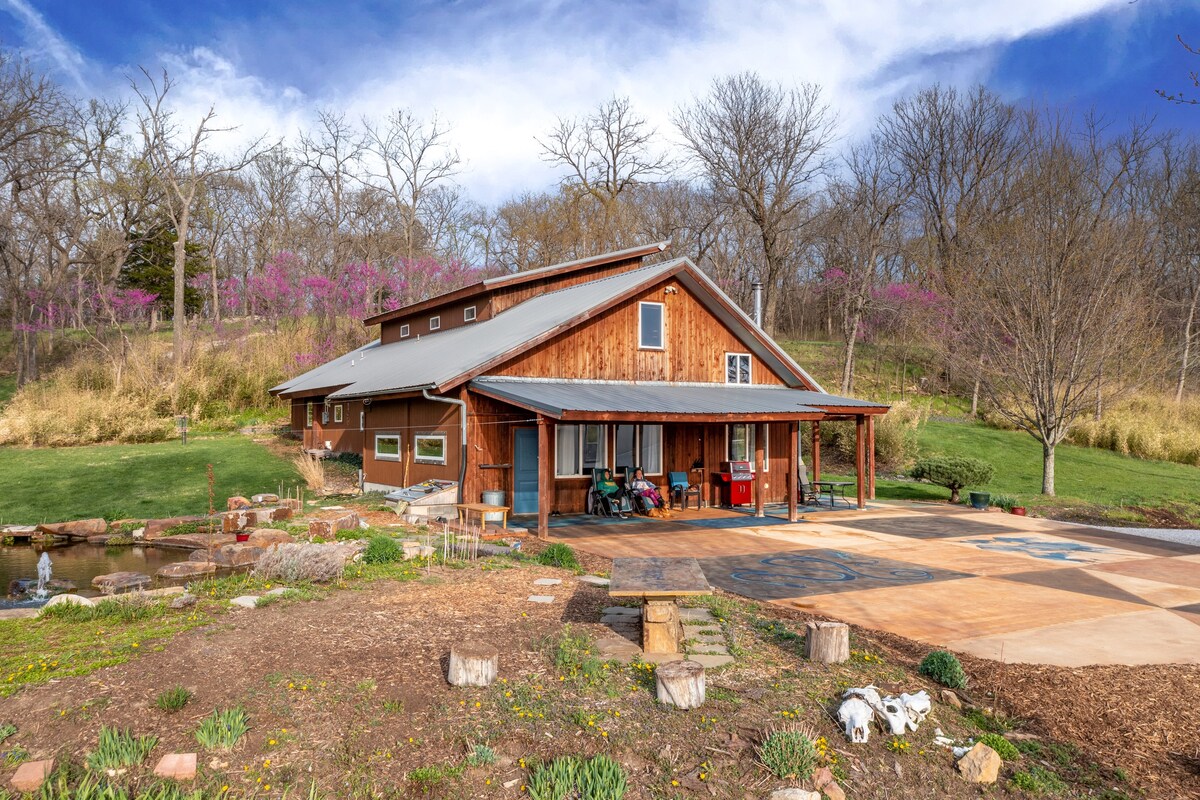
(1, 543), (192, 609)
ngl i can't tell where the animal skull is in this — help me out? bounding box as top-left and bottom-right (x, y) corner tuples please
(842, 685), (883, 711)
(837, 696), (874, 743)
(899, 691), (932, 731)
(878, 696), (909, 735)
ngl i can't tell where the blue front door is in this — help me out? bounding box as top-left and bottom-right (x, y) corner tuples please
(513, 429), (539, 515)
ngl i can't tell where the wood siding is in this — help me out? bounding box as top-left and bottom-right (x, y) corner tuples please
(360, 398), (462, 489)
(380, 298), (494, 344)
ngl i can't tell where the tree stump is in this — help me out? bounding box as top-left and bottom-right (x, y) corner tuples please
(655, 659), (705, 709)
(642, 600), (684, 653)
(447, 641), (499, 687)
(803, 621), (850, 663)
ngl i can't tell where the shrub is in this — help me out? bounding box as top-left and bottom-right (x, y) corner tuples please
(918, 649), (967, 689)
(363, 535), (403, 564)
(155, 686), (193, 713)
(255, 543), (346, 583)
(757, 727), (818, 780)
(1069, 394), (1200, 466)
(86, 726), (159, 771)
(536, 542), (580, 571)
(1010, 766), (1067, 794)
(195, 707), (250, 750)
(978, 733), (1020, 761)
(910, 455), (994, 503)
(990, 494), (1017, 512)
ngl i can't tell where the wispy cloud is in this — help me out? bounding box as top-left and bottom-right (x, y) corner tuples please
(0, 0), (88, 91)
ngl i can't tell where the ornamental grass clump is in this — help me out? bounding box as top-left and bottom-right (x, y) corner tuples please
(918, 649), (968, 689)
(910, 455), (994, 503)
(155, 686), (193, 713)
(85, 726), (159, 771)
(536, 542), (581, 571)
(578, 754), (627, 800)
(757, 727), (818, 781)
(195, 707), (250, 750)
(363, 535), (403, 564)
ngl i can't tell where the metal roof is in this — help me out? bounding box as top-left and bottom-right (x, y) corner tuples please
(469, 378), (886, 418)
(272, 259), (684, 398)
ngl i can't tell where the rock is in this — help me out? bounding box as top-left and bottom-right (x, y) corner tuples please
(227, 496), (252, 511)
(92, 571), (151, 595)
(594, 636), (642, 660)
(823, 782), (846, 800)
(768, 790), (821, 800)
(143, 516), (209, 539)
(196, 543), (265, 567)
(264, 587), (291, 596)
(170, 593), (198, 609)
(36, 518), (107, 539)
(247, 530), (295, 547)
(689, 644), (728, 655)
(679, 608), (714, 621)
(812, 767), (834, 790)
(11, 759), (54, 793)
(157, 562), (219, 579)
(578, 575), (610, 586)
(222, 511), (255, 533)
(527, 595), (555, 603)
(252, 493), (280, 505)
(533, 577), (562, 586)
(940, 688), (963, 709)
(153, 753), (197, 781)
(688, 653), (735, 668)
(308, 520), (334, 539)
(152, 533), (234, 550)
(229, 595), (260, 609)
(42, 593), (96, 610)
(8, 578), (76, 598)
(956, 742), (1001, 784)
(264, 507), (293, 522)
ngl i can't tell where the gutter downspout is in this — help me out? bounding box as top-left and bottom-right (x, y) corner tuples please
(423, 387), (467, 504)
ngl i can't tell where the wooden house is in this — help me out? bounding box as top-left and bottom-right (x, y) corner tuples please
(271, 242), (888, 537)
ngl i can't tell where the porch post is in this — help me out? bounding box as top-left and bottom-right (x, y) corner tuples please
(867, 414), (876, 500)
(787, 421), (799, 523)
(754, 422), (765, 517)
(811, 421), (821, 482)
(537, 416), (553, 540)
(855, 414), (866, 509)
(701, 426), (711, 507)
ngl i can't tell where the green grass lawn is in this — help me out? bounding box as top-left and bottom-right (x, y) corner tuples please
(0, 436), (300, 523)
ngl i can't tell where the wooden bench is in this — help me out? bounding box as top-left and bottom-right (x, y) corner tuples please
(455, 503), (509, 531)
(609, 557), (712, 654)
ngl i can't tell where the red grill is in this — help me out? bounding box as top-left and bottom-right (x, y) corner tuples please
(716, 460), (754, 506)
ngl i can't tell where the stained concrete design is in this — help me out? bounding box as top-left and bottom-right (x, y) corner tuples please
(557, 502), (1200, 666)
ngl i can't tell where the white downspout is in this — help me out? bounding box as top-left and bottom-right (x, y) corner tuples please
(422, 387), (467, 504)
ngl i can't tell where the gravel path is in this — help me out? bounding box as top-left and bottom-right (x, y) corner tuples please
(1090, 524), (1200, 547)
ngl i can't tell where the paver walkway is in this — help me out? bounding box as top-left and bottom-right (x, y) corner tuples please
(558, 502), (1200, 667)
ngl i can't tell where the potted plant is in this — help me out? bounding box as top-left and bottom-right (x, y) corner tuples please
(1010, 506), (1027, 516)
(235, 530), (252, 543)
(968, 491), (990, 510)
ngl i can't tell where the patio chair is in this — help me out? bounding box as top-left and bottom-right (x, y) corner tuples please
(798, 464), (827, 507)
(669, 471), (702, 510)
(590, 467), (633, 517)
(627, 467), (665, 513)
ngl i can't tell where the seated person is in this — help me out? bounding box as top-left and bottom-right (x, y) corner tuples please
(628, 468), (664, 509)
(597, 469), (633, 515)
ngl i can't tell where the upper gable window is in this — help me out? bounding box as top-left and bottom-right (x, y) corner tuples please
(429, 315), (441, 331)
(399, 324), (411, 338)
(638, 302), (664, 350)
(726, 353), (751, 384)
(464, 306), (477, 322)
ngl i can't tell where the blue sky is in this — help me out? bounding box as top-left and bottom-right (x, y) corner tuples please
(2, 0), (1198, 201)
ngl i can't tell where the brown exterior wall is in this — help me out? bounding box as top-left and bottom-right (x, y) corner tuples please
(492, 279), (789, 385)
(291, 398), (365, 454)
(360, 397), (462, 489)
(380, 298), (494, 344)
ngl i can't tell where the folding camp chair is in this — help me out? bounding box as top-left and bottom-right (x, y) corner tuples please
(590, 467), (633, 517)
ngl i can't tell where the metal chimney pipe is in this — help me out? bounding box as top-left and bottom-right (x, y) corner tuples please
(751, 280), (764, 328)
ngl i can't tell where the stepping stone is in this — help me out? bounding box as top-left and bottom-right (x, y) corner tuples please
(679, 608), (714, 621)
(578, 575), (610, 586)
(528, 595), (556, 604)
(11, 759), (54, 793)
(689, 653), (735, 668)
(594, 636), (642, 659)
(641, 652), (685, 664)
(602, 607), (641, 616)
(689, 644), (729, 655)
(533, 578), (562, 586)
(690, 633), (726, 644)
(229, 595), (260, 609)
(264, 587), (292, 596)
(153, 753), (197, 781)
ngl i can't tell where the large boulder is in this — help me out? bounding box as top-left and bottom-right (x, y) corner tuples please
(956, 742), (1002, 784)
(36, 518), (107, 539)
(191, 543), (265, 567)
(92, 571), (152, 594)
(251, 493), (279, 505)
(247, 529), (294, 547)
(157, 561), (219, 579)
(143, 516), (209, 539)
(42, 593), (96, 610)
(226, 496), (252, 511)
(152, 533), (235, 551)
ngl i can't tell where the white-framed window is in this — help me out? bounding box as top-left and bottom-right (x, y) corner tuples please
(429, 315), (441, 331)
(638, 302), (664, 349)
(414, 433), (448, 465)
(555, 424), (607, 477)
(333, 404), (344, 424)
(359, 411), (365, 432)
(375, 433), (401, 461)
(727, 423), (769, 471)
(305, 402), (313, 428)
(399, 323), (410, 338)
(614, 424), (663, 476)
(726, 353), (752, 384)
(464, 305), (477, 322)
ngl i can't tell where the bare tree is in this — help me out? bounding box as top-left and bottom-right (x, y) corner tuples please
(1155, 137), (1200, 400)
(131, 68), (265, 364)
(1156, 35), (1200, 105)
(675, 72), (835, 334)
(298, 110), (366, 273)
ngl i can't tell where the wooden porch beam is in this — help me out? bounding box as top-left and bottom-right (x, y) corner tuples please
(787, 421), (799, 523)
(537, 416), (553, 540)
(754, 422), (765, 518)
(812, 421), (821, 482)
(855, 414), (866, 509)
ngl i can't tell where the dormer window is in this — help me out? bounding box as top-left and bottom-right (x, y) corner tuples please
(399, 324), (410, 338)
(464, 306), (477, 322)
(638, 302), (664, 349)
(429, 315), (441, 331)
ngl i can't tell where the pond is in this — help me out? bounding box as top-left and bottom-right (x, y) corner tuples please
(1, 542), (192, 609)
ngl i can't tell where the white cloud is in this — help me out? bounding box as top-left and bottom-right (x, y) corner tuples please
(1, 0), (89, 91)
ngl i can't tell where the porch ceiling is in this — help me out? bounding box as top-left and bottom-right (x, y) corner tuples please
(469, 377), (886, 421)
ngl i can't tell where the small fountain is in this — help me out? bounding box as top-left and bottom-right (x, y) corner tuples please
(34, 552), (52, 599)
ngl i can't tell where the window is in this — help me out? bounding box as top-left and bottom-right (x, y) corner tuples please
(333, 404), (344, 424)
(305, 402), (313, 428)
(414, 433), (447, 465)
(726, 353), (752, 384)
(399, 324), (410, 338)
(429, 315), (441, 331)
(464, 306), (477, 322)
(727, 423), (769, 471)
(359, 411), (365, 432)
(614, 424), (663, 475)
(638, 302), (664, 349)
(375, 433), (401, 461)
(555, 424), (607, 477)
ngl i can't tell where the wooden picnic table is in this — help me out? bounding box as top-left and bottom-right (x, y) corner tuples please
(455, 502), (509, 530)
(609, 557), (712, 654)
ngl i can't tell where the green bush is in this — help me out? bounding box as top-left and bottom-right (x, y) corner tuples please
(910, 455), (994, 503)
(756, 728), (818, 780)
(362, 535), (403, 564)
(978, 733), (1020, 761)
(536, 542), (580, 571)
(918, 649), (967, 689)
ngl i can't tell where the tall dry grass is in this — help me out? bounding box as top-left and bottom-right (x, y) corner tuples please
(293, 452), (327, 492)
(1068, 394), (1200, 466)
